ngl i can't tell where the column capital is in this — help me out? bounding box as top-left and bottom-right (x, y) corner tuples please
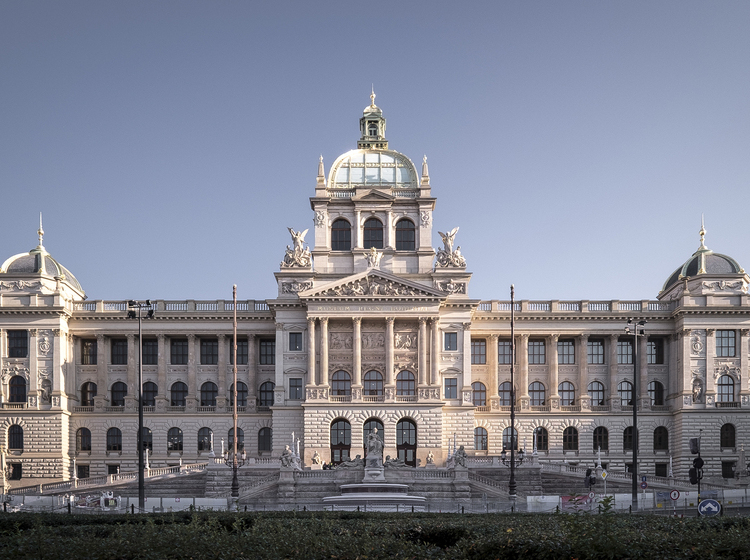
(96, 333), (105, 342)
(520, 333), (529, 342)
(462, 322), (471, 331)
(157, 333), (166, 341)
(319, 317), (329, 326)
(126, 333), (135, 341)
(307, 317), (316, 327)
(489, 333), (499, 342)
(706, 328), (715, 336)
(353, 317), (362, 326)
(187, 333), (196, 341)
(419, 317), (429, 326)
(217, 333), (226, 341)
(609, 333), (618, 342)
(578, 333), (589, 342)
(385, 317), (395, 325)
(275, 323), (284, 331)
(549, 333), (559, 343)
(741, 329), (750, 337)
(430, 317), (439, 327)
(52, 329), (62, 337)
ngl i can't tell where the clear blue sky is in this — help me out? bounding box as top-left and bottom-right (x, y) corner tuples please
(2, 1), (748, 302)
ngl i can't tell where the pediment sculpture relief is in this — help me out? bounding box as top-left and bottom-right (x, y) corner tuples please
(317, 277), (426, 298)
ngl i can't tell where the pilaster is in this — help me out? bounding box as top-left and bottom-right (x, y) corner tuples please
(385, 317), (395, 388)
(216, 334), (227, 408)
(461, 322), (472, 405)
(608, 334), (619, 410)
(156, 334), (168, 409)
(353, 318), (362, 389)
(578, 334), (590, 410)
(319, 318), (329, 389)
(186, 334), (197, 411)
(519, 334), (529, 406)
(430, 318), (439, 386)
(548, 334), (560, 409)
(705, 329), (716, 404)
(307, 318), (317, 387)
(418, 318), (428, 386)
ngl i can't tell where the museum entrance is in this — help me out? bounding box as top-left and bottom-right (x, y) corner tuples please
(330, 419), (351, 464)
(396, 419), (417, 467)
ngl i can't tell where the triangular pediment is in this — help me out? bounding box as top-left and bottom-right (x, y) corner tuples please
(351, 189), (396, 201)
(299, 270), (445, 300)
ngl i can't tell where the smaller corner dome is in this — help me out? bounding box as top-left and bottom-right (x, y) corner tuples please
(661, 226), (745, 293)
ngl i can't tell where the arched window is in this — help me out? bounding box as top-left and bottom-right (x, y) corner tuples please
(588, 381), (605, 407)
(563, 427), (578, 451)
(330, 419), (351, 464)
(258, 427), (272, 453)
(171, 382), (188, 406)
(228, 428), (244, 451)
(623, 427), (639, 451)
(331, 219), (351, 251)
(9, 376), (26, 403)
(717, 375), (735, 403)
(141, 427), (152, 451)
(198, 427), (212, 452)
(8, 425), (23, 450)
(558, 381), (575, 406)
(529, 382), (545, 406)
(76, 427), (91, 452)
(502, 427), (518, 451)
(142, 382), (158, 406)
(396, 371), (416, 396)
(81, 382), (97, 406)
(395, 219), (416, 251)
(474, 427), (488, 451)
(472, 382), (487, 406)
(363, 371), (383, 396)
(230, 382), (248, 407)
(111, 382), (127, 406)
(618, 381), (633, 407)
(534, 427), (549, 451)
(721, 423), (736, 448)
(367, 122), (378, 136)
(498, 381), (513, 406)
(396, 419), (417, 466)
(363, 418), (384, 457)
(168, 427), (183, 452)
(648, 381), (664, 406)
(653, 427), (668, 451)
(593, 426), (609, 451)
(106, 428), (122, 452)
(331, 371), (351, 396)
(259, 382), (275, 407)
(363, 218), (383, 249)
(200, 382), (218, 407)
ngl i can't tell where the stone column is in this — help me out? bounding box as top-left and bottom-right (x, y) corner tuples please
(385, 211), (393, 249)
(385, 317), (395, 387)
(741, 330), (749, 396)
(51, 329), (63, 401)
(96, 334), (107, 400)
(578, 334), (589, 405)
(353, 318), (362, 387)
(354, 210), (362, 248)
(247, 334), (257, 407)
(187, 334), (197, 408)
(430, 318), (439, 386)
(27, 329), (38, 405)
(609, 334), (619, 408)
(418, 318), (428, 386)
(126, 334), (137, 409)
(319, 318), (329, 387)
(157, 334), (167, 407)
(639, 334), (648, 406)
(0, 329), (4, 401)
(274, 324), (284, 404)
(705, 329), (716, 401)
(489, 334), (499, 403)
(307, 318), (317, 387)
(217, 334), (227, 408)
(518, 334), (529, 399)
(549, 334), (559, 402)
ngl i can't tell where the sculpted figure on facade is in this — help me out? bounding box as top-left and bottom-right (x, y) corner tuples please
(692, 378), (704, 404)
(336, 455), (365, 469)
(311, 450), (322, 465)
(330, 333), (353, 350)
(281, 228), (312, 268)
(320, 277), (424, 298)
(384, 455), (409, 469)
(366, 428), (384, 467)
(435, 227), (467, 268)
(280, 445), (295, 468)
(281, 281), (313, 294)
(364, 246), (383, 269)
(453, 445), (468, 468)
(394, 332), (417, 350)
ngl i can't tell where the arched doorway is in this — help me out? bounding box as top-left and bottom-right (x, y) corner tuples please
(330, 419), (351, 464)
(396, 418), (417, 467)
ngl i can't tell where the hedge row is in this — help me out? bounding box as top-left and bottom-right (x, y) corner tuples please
(2, 511), (750, 559)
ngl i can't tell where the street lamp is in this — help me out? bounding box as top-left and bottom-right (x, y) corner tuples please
(500, 447), (526, 467)
(508, 285), (518, 501)
(224, 285), (246, 498)
(625, 318), (646, 511)
(127, 299), (155, 512)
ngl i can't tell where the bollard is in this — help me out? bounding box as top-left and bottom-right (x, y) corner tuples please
(244, 506), (247, 512)
(131, 504), (135, 514)
(412, 506), (414, 513)
(461, 506), (464, 514)
(68, 502), (71, 514)
(303, 506), (306, 512)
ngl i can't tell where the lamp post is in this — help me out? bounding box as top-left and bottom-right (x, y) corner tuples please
(223, 285), (246, 497)
(625, 318), (646, 511)
(508, 285), (518, 501)
(500, 447), (526, 468)
(127, 300), (155, 512)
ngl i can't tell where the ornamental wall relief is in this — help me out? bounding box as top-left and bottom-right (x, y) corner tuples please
(38, 334), (52, 355)
(1, 365), (29, 383)
(714, 363), (741, 381)
(314, 210), (327, 228)
(318, 277), (425, 297)
(394, 332), (418, 350)
(420, 210), (431, 228)
(702, 280), (747, 293)
(0, 280), (42, 291)
(329, 333), (353, 350)
(281, 281), (313, 294)
(434, 280), (466, 294)
(690, 331), (705, 356)
(361, 333), (385, 349)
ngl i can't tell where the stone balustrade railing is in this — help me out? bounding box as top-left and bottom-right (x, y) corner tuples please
(70, 300), (271, 313)
(476, 300), (675, 314)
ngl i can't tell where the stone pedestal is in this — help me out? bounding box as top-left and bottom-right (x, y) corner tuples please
(363, 466), (386, 483)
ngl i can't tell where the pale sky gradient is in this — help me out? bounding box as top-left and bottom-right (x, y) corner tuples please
(2, 1), (748, 303)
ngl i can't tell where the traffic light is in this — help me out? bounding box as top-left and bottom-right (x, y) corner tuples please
(689, 467), (698, 484)
(689, 438), (700, 454)
(693, 457), (704, 469)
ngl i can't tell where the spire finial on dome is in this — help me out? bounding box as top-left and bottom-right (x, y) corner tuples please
(37, 212), (45, 249)
(699, 214), (707, 250)
(317, 155), (325, 178)
(422, 155), (429, 178)
(370, 85), (376, 107)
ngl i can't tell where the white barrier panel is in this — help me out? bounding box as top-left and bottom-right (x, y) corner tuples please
(526, 495), (560, 513)
(194, 498), (227, 511)
(722, 489), (747, 505)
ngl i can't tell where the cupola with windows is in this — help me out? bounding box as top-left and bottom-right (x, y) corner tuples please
(659, 219), (747, 299)
(0, 216), (85, 299)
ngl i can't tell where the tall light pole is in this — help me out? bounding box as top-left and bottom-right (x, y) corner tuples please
(508, 285), (517, 502)
(625, 318), (646, 512)
(223, 285), (245, 498)
(128, 300), (154, 512)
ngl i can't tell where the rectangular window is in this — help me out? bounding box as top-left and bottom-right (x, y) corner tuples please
(9, 464), (22, 480)
(170, 339), (188, 365)
(107, 465), (119, 475)
(722, 461), (736, 479)
(558, 339), (575, 364)
(528, 340), (546, 364)
(647, 338), (664, 365)
(444, 378), (458, 399)
(587, 339), (604, 364)
(471, 339), (486, 364)
(229, 338), (248, 365)
(444, 332), (457, 352)
(81, 340), (97, 365)
(498, 340), (512, 364)
(259, 339), (275, 365)
(142, 339), (158, 365)
(77, 465), (90, 479)
(289, 332), (302, 352)
(200, 339), (218, 365)
(289, 378), (303, 400)
(8, 330), (28, 358)
(617, 340), (633, 364)
(717, 330), (736, 357)
(111, 339), (127, 365)
(654, 463), (668, 478)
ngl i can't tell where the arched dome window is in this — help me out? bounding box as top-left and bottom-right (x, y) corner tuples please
(331, 219), (351, 251)
(363, 218), (383, 249)
(395, 219), (415, 251)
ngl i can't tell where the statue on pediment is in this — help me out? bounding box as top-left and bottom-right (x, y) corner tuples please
(436, 227), (467, 268)
(281, 228), (312, 268)
(364, 246), (383, 269)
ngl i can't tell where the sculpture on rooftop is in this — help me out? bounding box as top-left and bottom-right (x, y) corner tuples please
(435, 227), (467, 268)
(281, 228), (312, 268)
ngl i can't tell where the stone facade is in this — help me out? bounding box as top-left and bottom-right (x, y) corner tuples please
(1, 98), (750, 491)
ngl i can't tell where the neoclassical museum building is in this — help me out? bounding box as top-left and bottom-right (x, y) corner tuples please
(1, 95), (749, 488)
